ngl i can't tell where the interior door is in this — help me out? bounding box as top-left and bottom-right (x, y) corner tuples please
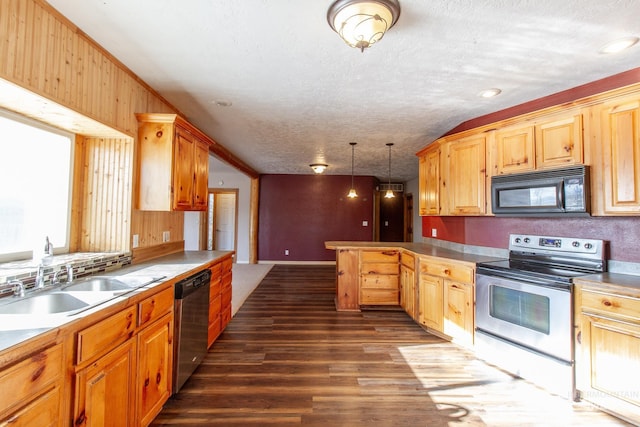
(214, 193), (236, 251)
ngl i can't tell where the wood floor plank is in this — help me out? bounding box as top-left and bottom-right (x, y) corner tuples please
(151, 265), (631, 426)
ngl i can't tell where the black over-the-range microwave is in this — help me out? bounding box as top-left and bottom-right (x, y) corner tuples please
(491, 165), (590, 216)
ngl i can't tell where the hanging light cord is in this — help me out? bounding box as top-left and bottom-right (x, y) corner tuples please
(351, 142), (356, 188)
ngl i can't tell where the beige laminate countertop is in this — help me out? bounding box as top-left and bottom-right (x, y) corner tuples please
(575, 272), (640, 297)
(0, 250), (232, 354)
(325, 241), (503, 265)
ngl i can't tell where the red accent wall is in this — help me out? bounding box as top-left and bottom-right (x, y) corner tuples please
(259, 174), (377, 261)
(422, 216), (640, 263)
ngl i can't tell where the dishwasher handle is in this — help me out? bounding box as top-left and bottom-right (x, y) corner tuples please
(174, 269), (212, 299)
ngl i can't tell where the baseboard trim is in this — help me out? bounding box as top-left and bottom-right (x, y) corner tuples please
(258, 260), (336, 265)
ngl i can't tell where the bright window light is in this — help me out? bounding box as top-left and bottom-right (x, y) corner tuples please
(0, 110), (73, 262)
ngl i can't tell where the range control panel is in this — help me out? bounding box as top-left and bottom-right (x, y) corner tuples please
(509, 234), (604, 259)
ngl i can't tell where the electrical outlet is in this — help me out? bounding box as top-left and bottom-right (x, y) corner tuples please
(132, 234), (139, 248)
(284, 249), (289, 256)
(162, 231), (170, 242)
(431, 228), (437, 237)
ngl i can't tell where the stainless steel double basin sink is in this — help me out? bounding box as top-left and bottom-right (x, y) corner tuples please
(0, 277), (148, 316)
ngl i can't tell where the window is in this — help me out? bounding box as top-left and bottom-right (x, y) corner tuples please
(0, 109), (73, 262)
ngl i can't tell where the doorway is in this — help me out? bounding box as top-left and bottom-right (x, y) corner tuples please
(202, 189), (238, 252)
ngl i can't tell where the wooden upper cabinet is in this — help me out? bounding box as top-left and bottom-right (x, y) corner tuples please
(495, 125), (535, 174)
(444, 134), (487, 215)
(535, 114), (583, 169)
(600, 97), (640, 214)
(418, 143), (441, 216)
(136, 113), (211, 211)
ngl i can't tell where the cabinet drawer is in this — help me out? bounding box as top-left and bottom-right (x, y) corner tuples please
(222, 257), (233, 275)
(210, 262), (222, 278)
(0, 344), (62, 418)
(361, 250), (399, 263)
(581, 290), (640, 321)
(361, 263), (399, 275)
(77, 306), (137, 364)
(210, 276), (222, 296)
(139, 286), (174, 327)
(420, 260), (474, 283)
(401, 251), (415, 268)
(0, 385), (60, 427)
(361, 274), (398, 290)
(208, 318), (221, 346)
(360, 289), (399, 305)
(221, 285), (232, 308)
(209, 295), (222, 323)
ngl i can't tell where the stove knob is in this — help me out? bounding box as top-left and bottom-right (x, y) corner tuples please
(584, 243), (593, 250)
(572, 241), (580, 248)
(523, 237), (530, 243)
(515, 237), (522, 243)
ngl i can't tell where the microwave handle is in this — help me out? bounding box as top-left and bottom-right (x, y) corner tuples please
(558, 181), (564, 208)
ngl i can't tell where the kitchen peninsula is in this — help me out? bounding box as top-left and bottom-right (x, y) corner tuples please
(325, 241), (500, 347)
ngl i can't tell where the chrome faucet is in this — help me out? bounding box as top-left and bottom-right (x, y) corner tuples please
(66, 264), (74, 282)
(10, 280), (24, 297)
(35, 264), (45, 289)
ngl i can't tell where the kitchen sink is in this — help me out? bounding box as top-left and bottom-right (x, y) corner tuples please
(62, 277), (131, 292)
(0, 293), (89, 315)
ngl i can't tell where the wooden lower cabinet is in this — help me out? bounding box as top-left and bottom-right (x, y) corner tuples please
(360, 250), (400, 305)
(208, 255), (233, 347)
(418, 273), (444, 332)
(0, 344), (63, 426)
(74, 339), (137, 426)
(73, 285), (174, 427)
(575, 280), (640, 424)
(443, 280), (474, 346)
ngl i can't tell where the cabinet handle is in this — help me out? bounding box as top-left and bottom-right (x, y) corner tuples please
(576, 331), (581, 344)
(90, 372), (106, 386)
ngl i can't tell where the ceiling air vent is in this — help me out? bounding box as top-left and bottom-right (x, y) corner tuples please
(379, 183), (404, 192)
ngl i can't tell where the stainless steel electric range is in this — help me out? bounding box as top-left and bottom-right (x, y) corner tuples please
(474, 234), (606, 398)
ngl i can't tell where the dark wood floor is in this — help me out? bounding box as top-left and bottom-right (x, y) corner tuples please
(151, 265), (630, 426)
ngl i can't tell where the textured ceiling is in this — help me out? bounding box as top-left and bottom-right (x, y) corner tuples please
(47, 0), (640, 182)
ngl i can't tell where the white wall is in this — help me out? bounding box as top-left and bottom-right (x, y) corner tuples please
(184, 156), (252, 263)
(404, 177), (422, 242)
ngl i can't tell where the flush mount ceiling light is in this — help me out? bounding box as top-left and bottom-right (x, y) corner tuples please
(384, 143), (395, 199)
(327, 0), (401, 52)
(478, 88), (502, 98)
(310, 163), (328, 174)
(347, 142), (358, 198)
(599, 36), (639, 54)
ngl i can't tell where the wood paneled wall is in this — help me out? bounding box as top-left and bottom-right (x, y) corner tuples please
(0, 0), (185, 255)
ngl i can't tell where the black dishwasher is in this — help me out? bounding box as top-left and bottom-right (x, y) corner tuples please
(172, 268), (211, 393)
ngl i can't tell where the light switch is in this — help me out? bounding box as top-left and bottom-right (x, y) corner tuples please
(132, 234), (139, 248)
(362, 221), (368, 226)
(431, 228), (437, 237)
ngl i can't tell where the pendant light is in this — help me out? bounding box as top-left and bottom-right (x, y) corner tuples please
(347, 142), (358, 198)
(384, 142), (395, 198)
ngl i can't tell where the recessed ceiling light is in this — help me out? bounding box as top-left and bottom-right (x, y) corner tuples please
(599, 36), (639, 54)
(212, 99), (232, 107)
(478, 88), (502, 98)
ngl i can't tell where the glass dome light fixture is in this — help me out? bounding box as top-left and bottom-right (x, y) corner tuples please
(327, 0), (401, 53)
(310, 163), (328, 174)
(384, 142), (395, 199)
(347, 142), (358, 198)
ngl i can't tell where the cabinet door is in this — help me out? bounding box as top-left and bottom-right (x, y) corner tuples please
(193, 139), (209, 211)
(443, 280), (474, 346)
(400, 264), (416, 320)
(419, 146), (440, 216)
(0, 386), (60, 427)
(173, 128), (196, 210)
(137, 313), (173, 427)
(418, 274), (443, 332)
(445, 134), (487, 215)
(601, 98), (640, 214)
(536, 114), (583, 169)
(74, 339), (136, 427)
(495, 125), (535, 174)
(579, 313), (640, 423)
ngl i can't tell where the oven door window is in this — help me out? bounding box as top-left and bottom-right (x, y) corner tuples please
(490, 285), (550, 335)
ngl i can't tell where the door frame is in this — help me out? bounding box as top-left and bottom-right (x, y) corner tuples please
(200, 188), (239, 253)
